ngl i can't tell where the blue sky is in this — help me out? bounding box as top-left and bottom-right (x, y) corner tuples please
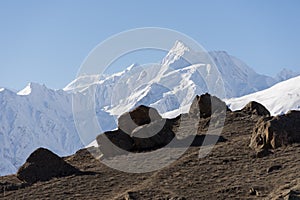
(0, 0), (299, 90)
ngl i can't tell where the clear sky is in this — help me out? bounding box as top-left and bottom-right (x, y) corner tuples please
(1, 0), (299, 90)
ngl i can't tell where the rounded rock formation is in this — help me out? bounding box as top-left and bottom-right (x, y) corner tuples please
(189, 93), (229, 119)
(131, 119), (175, 151)
(96, 129), (134, 157)
(118, 105), (162, 134)
(17, 148), (79, 184)
(250, 110), (300, 154)
(241, 101), (270, 116)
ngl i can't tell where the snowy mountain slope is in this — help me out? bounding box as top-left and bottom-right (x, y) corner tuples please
(103, 63), (211, 117)
(226, 75), (300, 116)
(64, 41), (290, 144)
(66, 41), (283, 122)
(66, 43), (279, 105)
(0, 84), (83, 175)
(0, 40), (299, 176)
(66, 41), (281, 118)
(209, 51), (276, 97)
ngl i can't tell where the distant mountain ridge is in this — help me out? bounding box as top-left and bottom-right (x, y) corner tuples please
(0, 84), (82, 175)
(275, 68), (300, 82)
(0, 41), (299, 176)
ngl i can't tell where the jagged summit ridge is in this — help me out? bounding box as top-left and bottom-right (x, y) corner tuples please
(17, 82), (48, 96)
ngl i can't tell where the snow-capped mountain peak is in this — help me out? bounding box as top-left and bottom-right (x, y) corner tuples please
(161, 40), (195, 70)
(17, 83), (33, 95)
(17, 82), (47, 96)
(168, 40), (191, 55)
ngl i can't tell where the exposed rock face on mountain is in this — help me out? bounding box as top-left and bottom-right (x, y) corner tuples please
(189, 93), (229, 118)
(240, 101), (270, 116)
(17, 148), (79, 184)
(250, 110), (300, 155)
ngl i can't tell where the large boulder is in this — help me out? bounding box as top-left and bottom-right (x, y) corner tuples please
(17, 148), (79, 184)
(241, 101), (270, 116)
(96, 105), (175, 157)
(131, 119), (175, 151)
(250, 110), (300, 154)
(189, 93), (229, 119)
(118, 105), (162, 134)
(96, 129), (134, 157)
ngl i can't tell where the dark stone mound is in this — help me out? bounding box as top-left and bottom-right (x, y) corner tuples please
(96, 105), (182, 156)
(17, 148), (80, 184)
(131, 119), (176, 151)
(250, 110), (300, 155)
(241, 101), (270, 116)
(189, 93), (229, 119)
(96, 129), (134, 157)
(118, 105), (162, 134)
(96, 96), (230, 157)
(96, 119), (177, 155)
(267, 165), (282, 173)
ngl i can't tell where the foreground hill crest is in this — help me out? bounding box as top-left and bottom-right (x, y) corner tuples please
(1, 93), (300, 199)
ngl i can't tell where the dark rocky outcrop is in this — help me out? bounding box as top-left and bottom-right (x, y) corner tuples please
(250, 110), (300, 155)
(240, 101), (270, 116)
(131, 119), (175, 151)
(97, 94), (230, 157)
(97, 105), (180, 156)
(96, 119), (177, 155)
(118, 105), (162, 134)
(189, 93), (229, 119)
(267, 165), (282, 173)
(96, 129), (134, 157)
(17, 148), (79, 184)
